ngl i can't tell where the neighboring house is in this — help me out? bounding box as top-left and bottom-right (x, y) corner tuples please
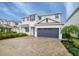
(63, 7), (79, 27)
(17, 13), (63, 39)
(8, 20), (18, 31)
(8, 21), (17, 27)
(0, 19), (8, 26)
(0, 19), (16, 27)
(0, 19), (17, 32)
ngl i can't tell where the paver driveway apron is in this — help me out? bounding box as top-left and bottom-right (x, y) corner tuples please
(0, 37), (72, 56)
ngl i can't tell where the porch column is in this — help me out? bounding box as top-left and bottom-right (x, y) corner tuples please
(59, 28), (62, 39)
(29, 26), (31, 35)
(35, 27), (37, 37)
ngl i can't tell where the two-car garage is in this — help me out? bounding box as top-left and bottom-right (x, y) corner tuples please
(34, 22), (62, 39)
(37, 28), (59, 38)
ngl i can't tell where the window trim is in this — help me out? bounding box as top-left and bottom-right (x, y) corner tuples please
(46, 18), (48, 22)
(27, 17), (29, 21)
(38, 16), (41, 20)
(25, 27), (29, 32)
(55, 14), (59, 19)
(30, 15), (35, 21)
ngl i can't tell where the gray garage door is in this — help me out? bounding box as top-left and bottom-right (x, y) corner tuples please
(37, 28), (59, 38)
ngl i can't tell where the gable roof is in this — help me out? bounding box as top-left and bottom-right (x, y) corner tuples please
(35, 22), (63, 26)
(36, 18), (60, 24)
(39, 13), (62, 17)
(21, 13), (62, 20)
(65, 7), (79, 24)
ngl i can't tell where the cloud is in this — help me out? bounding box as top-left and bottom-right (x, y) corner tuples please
(13, 2), (47, 15)
(0, 7), (16, 17)
(13, 2), (34, 14)
(64, 2), (79, 18)
(3, 8), (15, 16)
(65, 3), (74, 17)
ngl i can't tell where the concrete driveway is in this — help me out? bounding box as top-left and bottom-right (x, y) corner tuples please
(0, 36), (72, 56)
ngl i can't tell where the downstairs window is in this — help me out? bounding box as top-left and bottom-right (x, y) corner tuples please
(25, 27), (29, 32)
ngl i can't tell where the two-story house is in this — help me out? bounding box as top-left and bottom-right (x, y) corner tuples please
(17, 13), (63, 39)
(0, 19), (17, 32)
(0, 19), (16, 27)
(0, 19), (8, 26)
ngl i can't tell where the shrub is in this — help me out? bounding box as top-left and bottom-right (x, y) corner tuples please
(61, 40), (79, 56)
(61, 25), (79, 41)
(72, 39), (79, 48)
(18, 33), (27, 37)
(10, 33), (18, 38)
(0, 32), (27, 40)
(0, 26), (9, 32)
(62, 33), (69, 39)
(6, 33), (13, 38)
(1, 34), (7, 39)
(10, 31), (17, 33)
(0, 34), (2, 39)
(1, 33), (6, 39)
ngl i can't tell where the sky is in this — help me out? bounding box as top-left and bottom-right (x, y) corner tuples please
(0, 2), (79, 23)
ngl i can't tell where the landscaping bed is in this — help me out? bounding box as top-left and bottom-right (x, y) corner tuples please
(61, 40), (79, 56)
(0, 32), (27, 40)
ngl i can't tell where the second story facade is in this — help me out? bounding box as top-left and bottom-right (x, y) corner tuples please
(18, 13), (62, 26)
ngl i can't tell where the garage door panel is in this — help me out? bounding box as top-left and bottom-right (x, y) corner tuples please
(37, 28), (59, 38)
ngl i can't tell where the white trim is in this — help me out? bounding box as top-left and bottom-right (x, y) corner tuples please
(35, 25), (62, 39)
(35, 27), (37, 37)
(59, 28), (62, 39)
(35, 25), (62, 28)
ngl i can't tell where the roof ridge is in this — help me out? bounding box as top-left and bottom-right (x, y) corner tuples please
(21, 13), (62, 19)
(38, 13), (62, 16)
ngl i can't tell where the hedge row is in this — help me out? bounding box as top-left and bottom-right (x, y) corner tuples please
(0, 32), (27, 40)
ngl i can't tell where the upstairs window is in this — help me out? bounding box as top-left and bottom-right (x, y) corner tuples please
(46, 18), (48, 22)
(30, 15), (35, 21)
(38, 16), (41, 20)
(23, 19), (25, 22)
(27, 17), (29, 21)
(55, 14), (59, 19)
(22, 17), (25, 22)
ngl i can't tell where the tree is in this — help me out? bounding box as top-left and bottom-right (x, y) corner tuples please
(61, 25), (79, 41)
(0, 26), (9, 32)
